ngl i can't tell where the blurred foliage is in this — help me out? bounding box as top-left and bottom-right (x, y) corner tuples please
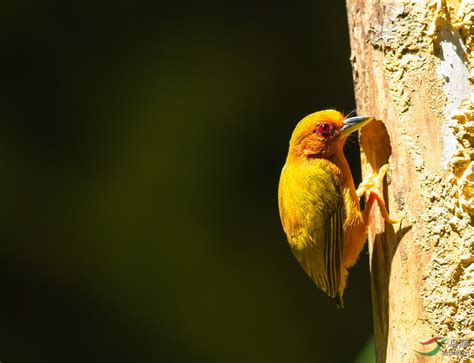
(0, 2), (373, 363)
(356, 337), (376, 363)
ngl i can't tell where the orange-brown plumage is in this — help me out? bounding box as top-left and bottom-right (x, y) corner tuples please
(278, 109), (397, 307)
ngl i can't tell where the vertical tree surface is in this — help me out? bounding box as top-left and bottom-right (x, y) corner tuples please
(347, 1), (473, 362)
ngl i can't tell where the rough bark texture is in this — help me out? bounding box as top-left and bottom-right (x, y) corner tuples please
(346, 1), (473, 362)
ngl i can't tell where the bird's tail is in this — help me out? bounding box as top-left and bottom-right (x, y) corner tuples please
(334, 292), (344, 309)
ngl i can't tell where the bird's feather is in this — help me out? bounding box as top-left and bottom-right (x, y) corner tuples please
(278, 160), (344, 303)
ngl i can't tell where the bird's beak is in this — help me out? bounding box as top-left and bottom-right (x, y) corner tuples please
(339, 116), (373, 138)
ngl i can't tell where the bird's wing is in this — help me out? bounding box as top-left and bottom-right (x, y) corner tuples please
(280, 164), (344, 304)
(290, 200), (343, 302)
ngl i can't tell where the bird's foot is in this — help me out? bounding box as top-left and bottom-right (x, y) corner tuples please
(357, 164), (402, 224)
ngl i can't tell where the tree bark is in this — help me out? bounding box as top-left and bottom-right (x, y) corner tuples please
(346, 1), (473, 362)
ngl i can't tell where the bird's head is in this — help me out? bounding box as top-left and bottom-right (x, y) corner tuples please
(287, 109), (373, 162)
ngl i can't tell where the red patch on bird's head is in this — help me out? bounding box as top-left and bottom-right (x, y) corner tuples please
(289, 109), (346, 161)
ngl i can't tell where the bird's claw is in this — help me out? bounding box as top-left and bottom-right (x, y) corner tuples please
(357, 164), (402, 225)
(356, 164), (389, 199)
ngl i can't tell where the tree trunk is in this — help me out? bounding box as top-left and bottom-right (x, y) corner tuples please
(346, 1), (473, 362)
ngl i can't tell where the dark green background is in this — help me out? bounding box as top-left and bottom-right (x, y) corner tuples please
(1, 2), (374, 362)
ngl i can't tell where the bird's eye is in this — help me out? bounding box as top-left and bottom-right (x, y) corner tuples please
(316, 122), (335, 137)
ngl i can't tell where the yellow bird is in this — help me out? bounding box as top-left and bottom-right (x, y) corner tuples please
(278, 109), (399, 307)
